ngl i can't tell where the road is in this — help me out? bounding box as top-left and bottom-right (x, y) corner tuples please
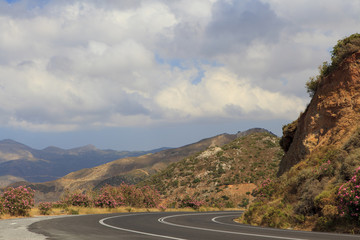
(29, 211), (359, 240)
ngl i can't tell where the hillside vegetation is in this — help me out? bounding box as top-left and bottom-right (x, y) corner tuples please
(243, 34), (360, 233)
(141, 130), (283, 208)
(21, 132), (238, 202)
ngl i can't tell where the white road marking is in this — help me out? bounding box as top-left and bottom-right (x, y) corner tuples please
(158, 213), (308, 240)
(211, 215), (360, 239)
(99, 213), (187, 240)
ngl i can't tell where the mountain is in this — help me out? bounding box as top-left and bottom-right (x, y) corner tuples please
(242, 35), (360, 233)
(20, 131), (254, 202)
(0, 139), (36, 162)
(0, 140), (168, 185)
(141, 130), (282, 208)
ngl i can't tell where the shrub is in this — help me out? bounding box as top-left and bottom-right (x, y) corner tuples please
(178, 195), (203, 210)
(118, 183), (142, 207)
(322, 205), (338, 218)
(2, 186), (35, 216)
(337, 167), (360, 218)
(306, 33), (360, 97)
(343, 128), (360, 153)
(63, 192), (92, 207)
(252, 179), (275, 201)
(140, 185), (161, 208)
(38, 202), (53, 215)
(316, 160), (335, 179)
(93, 183), (161, 208)
(339, 150), (360, 181)
(93, 185), (124, 208)
(0, 198), (4, 215)
(331, 33), (360, 68)
(52, 200), (68, 209)
(294, 178), (322, 215)
(239, 198), (250, 208)
(261, 206), (292, 228)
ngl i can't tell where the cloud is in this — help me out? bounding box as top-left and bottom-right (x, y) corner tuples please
(0, 0), (358, 132)
(155, 67), (305, 121)
(204, 0), (285, 54)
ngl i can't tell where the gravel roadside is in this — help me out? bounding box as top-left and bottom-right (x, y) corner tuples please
(0, 216), (68, 240)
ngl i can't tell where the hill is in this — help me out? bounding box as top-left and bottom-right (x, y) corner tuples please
(141, 130), (283, 208)
(22, 131), (242, 202)
(0, 139), (166, 185)
(242, 34), (360, 233)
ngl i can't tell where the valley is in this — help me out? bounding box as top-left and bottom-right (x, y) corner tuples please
(0, 139), (168, 185)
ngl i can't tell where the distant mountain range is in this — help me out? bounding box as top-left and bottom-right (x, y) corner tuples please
(0, 139), (169, 185)
(11, 128), (275, 203)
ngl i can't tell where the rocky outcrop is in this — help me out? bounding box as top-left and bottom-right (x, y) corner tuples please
(278, 51), (360, 175)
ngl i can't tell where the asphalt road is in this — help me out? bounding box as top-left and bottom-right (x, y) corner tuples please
(29, 211), (360, 240)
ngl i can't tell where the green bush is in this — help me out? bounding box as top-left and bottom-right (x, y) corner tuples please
(239, 198), (249, 208)
(331, 33), (360, 68)
(306, 33), (360, 97)
(261, 206), (291, 228)
(339, 149), (360, 181)
(306, 75), (320, 97)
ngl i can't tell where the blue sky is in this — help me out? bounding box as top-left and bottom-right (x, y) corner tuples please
(0, 0), (359, 150)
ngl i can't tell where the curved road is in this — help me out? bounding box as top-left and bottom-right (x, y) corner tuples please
(29, 211), (359, 240)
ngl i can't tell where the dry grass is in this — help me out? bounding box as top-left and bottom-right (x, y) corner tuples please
(0, 207), (244, 220)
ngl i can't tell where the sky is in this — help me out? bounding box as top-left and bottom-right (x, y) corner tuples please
(0, 0), (359, 151)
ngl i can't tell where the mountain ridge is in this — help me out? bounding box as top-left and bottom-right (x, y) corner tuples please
(140, 130), (282, 208)
(14, 128), (272, 202)
(0, 140), (170, 185)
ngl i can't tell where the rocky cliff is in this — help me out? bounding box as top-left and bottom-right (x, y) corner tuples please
(242, 34), (360, 233)
(279, 51), (360, 175)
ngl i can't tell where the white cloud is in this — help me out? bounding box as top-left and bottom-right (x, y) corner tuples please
(156, 67), (305, 120)
(0, 0), (358, 132)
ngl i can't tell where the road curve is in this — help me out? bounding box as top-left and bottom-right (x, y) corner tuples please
(29, 211), (359, 240)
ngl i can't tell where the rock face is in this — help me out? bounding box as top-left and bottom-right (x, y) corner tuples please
(279, 51), (360, 175)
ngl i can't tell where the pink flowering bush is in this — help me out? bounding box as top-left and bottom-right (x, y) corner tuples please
(337, 167), (360, 218)
(252, 179), (275, 201)
(52, 200), (68, 209)
(140, 185), (161, 208)
(118, 183), (143, 207)
(93, 184), (161, 208)
(93, 185), (125, 208)
(38, 202), (53, 215)
(178, 195), (204, 210)
(117, 183), (161, 208)
(51, 184), (161, 210)
(313, 160), (335, 178)
(63, 192), (92, 207)
(2, 186), (35, 216)
(0, 198), (4, 215)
